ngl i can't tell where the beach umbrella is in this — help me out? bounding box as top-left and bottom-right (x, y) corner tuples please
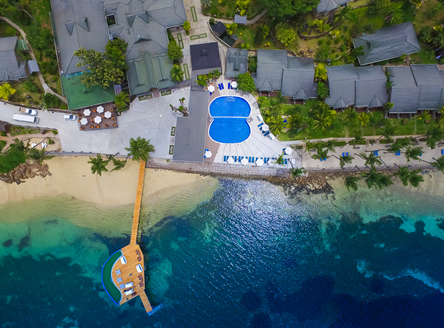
(94, 116), (102, 124)
(104, 111), (112, 119)
(262, 125), (269, 131)
(284, 147), (293, 155)
(231, 81), (238, 88)
(227, 157), (234, 164)
(256, 158), (264, 166)
(83, 109), (91, 116)
(31, 142), (36, 148)
(204, 150), (212, 158)
(241, 157), (248, 165)
(208, 85), (215, 93)
(80, 118), (88, 125)
(97, 106), (104, 113)
(42, 143), (47, 148)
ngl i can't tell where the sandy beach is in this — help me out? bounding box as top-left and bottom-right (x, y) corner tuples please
(0, 156), (219, 236)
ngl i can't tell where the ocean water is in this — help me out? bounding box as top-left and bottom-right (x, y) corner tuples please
(1, 178), (444, 327)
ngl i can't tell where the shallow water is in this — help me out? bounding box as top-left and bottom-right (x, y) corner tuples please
(1, 178), (444, 327)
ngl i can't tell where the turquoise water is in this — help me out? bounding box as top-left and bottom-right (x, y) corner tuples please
(1, 178), (444, 327)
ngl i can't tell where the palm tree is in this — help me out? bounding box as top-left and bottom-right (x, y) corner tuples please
(345, 175), (360, 191)
(349, 133), (366, 146)
(286, 114), (302, 134)
(377, 119), (396, 142)
(313, 111), (333, 131)
(27, 148), (55, 165)
(425, 125), (444, 149)
(304, 140), (316, 155)
(275, 152), (285, 166)
(416, 111), (432, 122)
(110, 157), (127, 172)
(385, 4), (404, 25)
(437, 107), (444, 126)
(394, 166), (410, 186)
(389, 138), (411, 152)
(358, 112), (370, 127)
(361, 168), (393, 189)
(339, 108), (359, 127)
(359, 153), (382, 168)
(88, 154), (109, 176)
(312, 147), (330, 161)
(408, 169), (424, 187)
(114, 91), (129, 112)
(267, 115), (285, 136)
(125, 137), (155, 162)
(404, 147), (423, 162)
(170, 64), (184, 82)
(339, 154), (354, 168)
(7, 138), (28, 152)
(291, 167), (306, 178)
(320, 139), (337, 152)
(432, 156), (444, 172)
(299, 117), (315, 134)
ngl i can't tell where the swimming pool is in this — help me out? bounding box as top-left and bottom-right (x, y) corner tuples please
(209, 96), (251, 144)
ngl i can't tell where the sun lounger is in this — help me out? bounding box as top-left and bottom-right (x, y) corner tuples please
(373, 151), (379, 155)
(117, 277), (122, 282)
(442, 149), (444, 155)
(264, 131), (270, 137)
(284, 158), (288, 165)
(257, 114), (264, 122)
(258, 122), (264, 127)
(115, 269), (121, 275)
(120, 284), (125, 289)
(210, 92), (213, 95)
(228, 83), (231, 89)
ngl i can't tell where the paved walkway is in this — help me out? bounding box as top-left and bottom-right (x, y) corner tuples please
(0, 16), (67, 103)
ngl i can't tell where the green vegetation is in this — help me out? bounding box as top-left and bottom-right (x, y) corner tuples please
(114, 91), (129, 112)
(170, 64), (184, 82)
(74, 38), (128, 88)
(9, 126), (40, 137)
(0, 83), (16, 101)
(202, 0), (264, 19)
(125, 137), (155, 162)
(88, 154), (109, 176)
(196, 69), (221, 87)
(43, 93), (60, 109)
(167, 39), (184, 62)
(236, 72), (256, 93)
(183, 21), (191, 35)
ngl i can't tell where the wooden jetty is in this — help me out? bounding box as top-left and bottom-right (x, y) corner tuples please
(103, 160), (157, 315)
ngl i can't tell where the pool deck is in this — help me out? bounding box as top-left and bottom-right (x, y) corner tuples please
(204, 84), (301, 169)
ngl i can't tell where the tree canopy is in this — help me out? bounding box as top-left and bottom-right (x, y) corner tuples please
(167, 41), (184, 62)
(275, 23), (296, 46)
(260, 0), (320, 22)
(0, 83), (16, 101)
(236, 72), (256, 93)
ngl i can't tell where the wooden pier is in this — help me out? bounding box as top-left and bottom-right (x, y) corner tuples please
(108, 160), (155, 314)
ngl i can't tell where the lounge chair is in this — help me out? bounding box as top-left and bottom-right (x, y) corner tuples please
(441, 149), (444, 155)
(210, 92), (213, 95)
(264, 131), (270, 137)
(373, 151), (378, 155)
(284, 158), (288, 165)
(228, 83), (231, 89)
(258, 122), (264, 128)
(115, 269), (121, 275)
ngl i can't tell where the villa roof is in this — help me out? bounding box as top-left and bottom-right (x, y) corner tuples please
(50, 0), (109, 75)
(190, 42), (221, 71)
(225, 48), (248, 78)
(281, 57), (316, 100)
(61, 74), (115, 110)
(212, 21), (227, 37)
(326, 64), (358, 109)
(355, 66), (388, 108)
(234, 14), (247, 25)
(316, 0), (351, 14)
(127, 52), (176, 95)
(255, 49), (288, 91)
(387, 65), (444, 113)
(0, 36), (27, 82)
(353, 22), (420, 66)
(173, 86), (209, 162)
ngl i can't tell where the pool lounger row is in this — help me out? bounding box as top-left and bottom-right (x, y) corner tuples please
(223, 156), (290, 165)
(218, 83), (224, 90)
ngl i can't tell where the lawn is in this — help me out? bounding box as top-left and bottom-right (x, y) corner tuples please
(205, 0), (265, 19)
(9, 126), (41, 137)
(9, 75), (44, 107)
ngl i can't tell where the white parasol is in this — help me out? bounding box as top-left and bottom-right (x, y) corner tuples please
(231, 81), (238, 88)
(31, 142), (36, 148)
(97, 106), (104, 113)
(94, 116), (102, 124)
(227, 156), (234, 164)
(256, 158), (264, 166)
(80, 118), (88, 125)
(284, 147), (293, 155)
(104, 111), (112, 119)
(204, 150), (212, 158)
(208, 85), (215, 93)
(83, 109), (91, 116)
(241, 157), (248, 165)
(262, 125), (269, 131)
(41, 143), (47, 149)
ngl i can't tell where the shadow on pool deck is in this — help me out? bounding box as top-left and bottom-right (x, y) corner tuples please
(205, 89), (221, 163)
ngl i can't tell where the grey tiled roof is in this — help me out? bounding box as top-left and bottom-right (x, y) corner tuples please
(353, 22), (420, 66)
(355, 66), (388, 108)
(126, 53), (175, 95)
(234, 14), (247, 24)
(0, 36), (27, 81)
(190, 42), (221, 71)
(225, 48), (248, 78)
(173, 86), (209, 162)
(387, 65), (444, 112)
(281, 57), (316, 100)
(50, 0), (109, 75)
(255, 50), (288, 91)
(325, 64), (358, 109)
(316, 0), (351, 14)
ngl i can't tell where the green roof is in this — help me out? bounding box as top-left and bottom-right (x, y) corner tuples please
(16, 39), (28, 51)
(61, 74), (115, 110)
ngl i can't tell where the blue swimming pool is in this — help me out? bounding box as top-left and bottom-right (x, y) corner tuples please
(209, 96), (251, 144)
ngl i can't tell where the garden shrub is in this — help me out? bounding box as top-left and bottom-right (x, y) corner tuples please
(318, 40), (323, 45)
